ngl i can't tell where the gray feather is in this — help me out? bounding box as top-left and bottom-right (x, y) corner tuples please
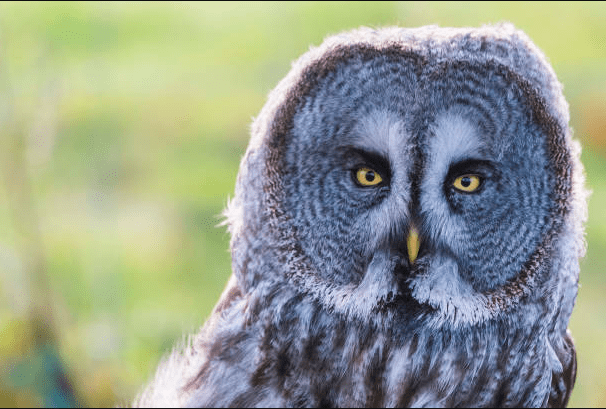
(134, 23), (587, 408)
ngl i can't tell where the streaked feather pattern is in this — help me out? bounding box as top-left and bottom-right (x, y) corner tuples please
(135, 23), (586, 408)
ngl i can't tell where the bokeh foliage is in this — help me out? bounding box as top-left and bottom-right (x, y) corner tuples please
(0, 2), (604, 407)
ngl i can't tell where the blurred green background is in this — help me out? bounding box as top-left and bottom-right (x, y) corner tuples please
(0, 2), (604, 407)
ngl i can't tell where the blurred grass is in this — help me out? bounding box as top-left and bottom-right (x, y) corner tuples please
(0, 2), (604, 407)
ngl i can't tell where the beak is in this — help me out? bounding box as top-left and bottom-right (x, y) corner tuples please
(407, 225), (421, 264)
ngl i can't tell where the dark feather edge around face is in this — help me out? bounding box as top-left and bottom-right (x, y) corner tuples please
(259, 43), (572, 319)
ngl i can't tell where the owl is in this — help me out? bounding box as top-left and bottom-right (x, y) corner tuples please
(134, 24), (587, 408)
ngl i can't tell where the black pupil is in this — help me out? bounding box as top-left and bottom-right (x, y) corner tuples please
(461, 176), (471, 187)
(365, 171), (375, 182)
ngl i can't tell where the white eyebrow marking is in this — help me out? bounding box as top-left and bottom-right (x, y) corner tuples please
(353, 109), (408, 161)
(420, 112), (487, 250)
(430, 113), (486, 167)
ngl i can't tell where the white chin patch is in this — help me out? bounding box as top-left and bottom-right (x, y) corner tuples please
(316, 251), (400, 325)
(408, 255), (496, 328)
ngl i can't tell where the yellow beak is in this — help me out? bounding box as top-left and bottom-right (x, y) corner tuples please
(407, 225), (420, 264)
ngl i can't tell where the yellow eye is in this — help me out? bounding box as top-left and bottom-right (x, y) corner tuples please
(453, 174), (482, 192)
(355, 167), (383, 186)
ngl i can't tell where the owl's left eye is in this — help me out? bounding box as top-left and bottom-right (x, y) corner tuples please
(354, 167), (383, 187)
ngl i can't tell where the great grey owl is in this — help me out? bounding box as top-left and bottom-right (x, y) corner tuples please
(135, 23), (587, 408)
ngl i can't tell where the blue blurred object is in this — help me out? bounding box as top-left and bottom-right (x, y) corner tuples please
(8, 343), (80, 408)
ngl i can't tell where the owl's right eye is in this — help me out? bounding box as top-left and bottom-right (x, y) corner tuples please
(453, 174), (482, 193)
(445, 159), (495, 197)
(354, 167), (383, 187)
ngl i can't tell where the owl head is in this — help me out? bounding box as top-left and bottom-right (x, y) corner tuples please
(224, 23), (587, 331)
